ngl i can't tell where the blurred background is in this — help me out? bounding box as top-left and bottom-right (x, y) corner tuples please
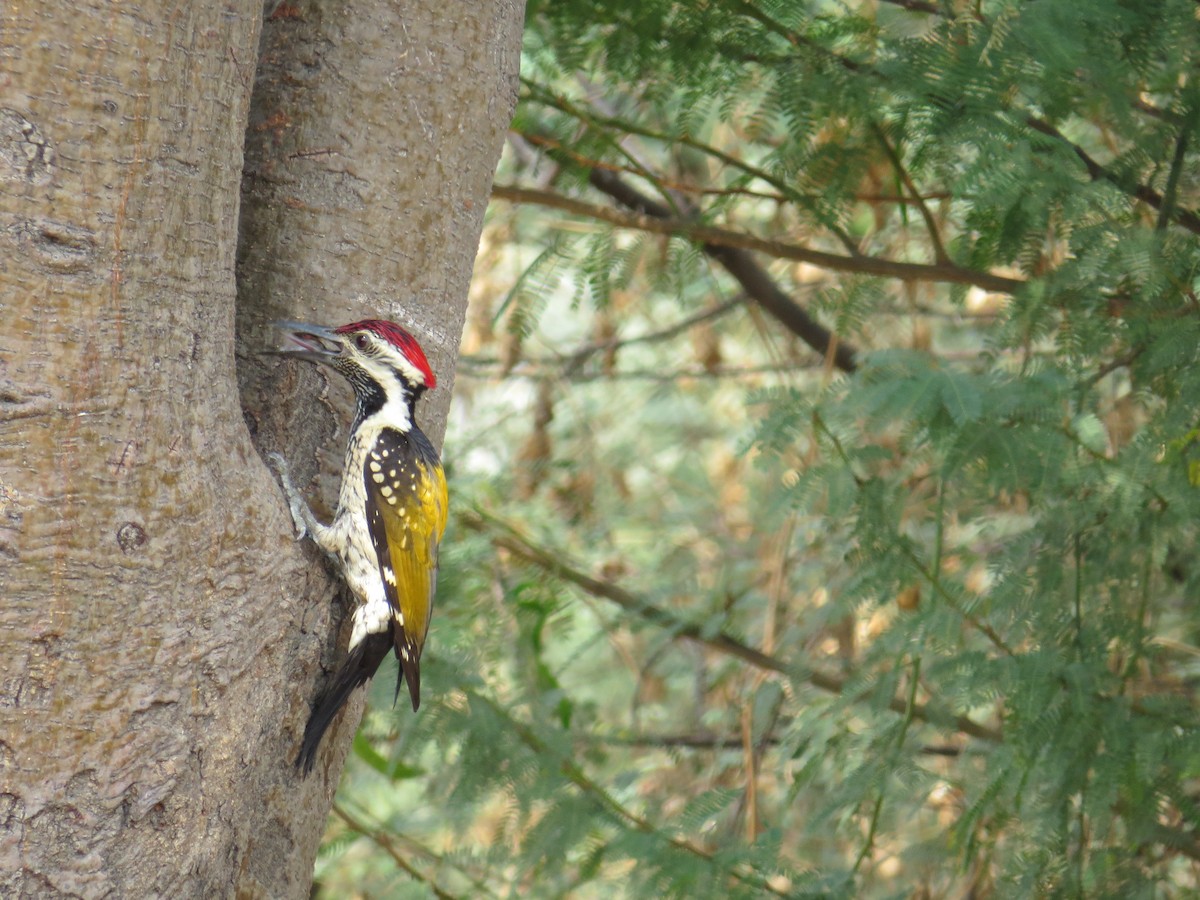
(313, 1), (1200, 896)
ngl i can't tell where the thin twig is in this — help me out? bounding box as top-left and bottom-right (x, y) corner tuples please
(900, 546), (1016, 658)
(331, 802), (468, 900)
(475, 692), (792, 897)
(871, 122), (951, 264)
(457, 360), (837, 382)
(1156, 108), (1195, 232)
(520, 81), (864, 255)
(560, 295), (748, 375)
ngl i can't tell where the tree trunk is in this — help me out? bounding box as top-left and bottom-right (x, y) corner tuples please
(0, 0), (521, 894)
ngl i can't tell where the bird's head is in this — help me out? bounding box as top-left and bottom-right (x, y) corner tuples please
(272, 319), (437, 414)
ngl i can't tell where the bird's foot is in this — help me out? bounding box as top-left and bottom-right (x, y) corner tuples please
(266, 452), (309, 541)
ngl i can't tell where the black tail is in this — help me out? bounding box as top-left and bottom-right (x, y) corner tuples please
(394, 629), (422, 712)
(295, 631), (391, 775)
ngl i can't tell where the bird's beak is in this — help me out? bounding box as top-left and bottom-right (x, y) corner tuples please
(267, 321), (346, 364)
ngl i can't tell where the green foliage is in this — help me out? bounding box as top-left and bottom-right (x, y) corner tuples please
(316, 1), (1200, 897)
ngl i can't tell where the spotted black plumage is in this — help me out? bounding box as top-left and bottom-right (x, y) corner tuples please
(363, 425), (446, 711)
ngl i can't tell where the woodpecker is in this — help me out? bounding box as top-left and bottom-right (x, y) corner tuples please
(267, 319), (447, 774)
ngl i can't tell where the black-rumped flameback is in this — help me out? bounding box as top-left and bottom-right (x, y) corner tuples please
(267, 319), (447, 774)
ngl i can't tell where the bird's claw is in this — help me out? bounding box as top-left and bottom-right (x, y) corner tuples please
(266, 451), (290, 478)
(286, 502), (309, 542)
(266, 452), (309, 541)
(266, 451), (290, 482)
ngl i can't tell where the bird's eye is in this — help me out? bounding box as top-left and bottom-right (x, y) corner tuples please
(355, 334), (371, 352)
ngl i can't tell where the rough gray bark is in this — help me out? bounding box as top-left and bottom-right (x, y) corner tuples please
(235, 0), (523, 878)
(0, 0), (522, 895)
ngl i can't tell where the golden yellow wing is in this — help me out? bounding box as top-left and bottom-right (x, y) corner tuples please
(363, 426), (448, 710)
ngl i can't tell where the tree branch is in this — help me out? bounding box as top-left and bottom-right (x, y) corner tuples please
(1025, 117), (1200, 236)
(588, 730), (965, 756)
(493, 178), (1024, 374)
(461, 507), (1004, 744)
(876, 0), (941, 12)
(492, 181), (1024, 299)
